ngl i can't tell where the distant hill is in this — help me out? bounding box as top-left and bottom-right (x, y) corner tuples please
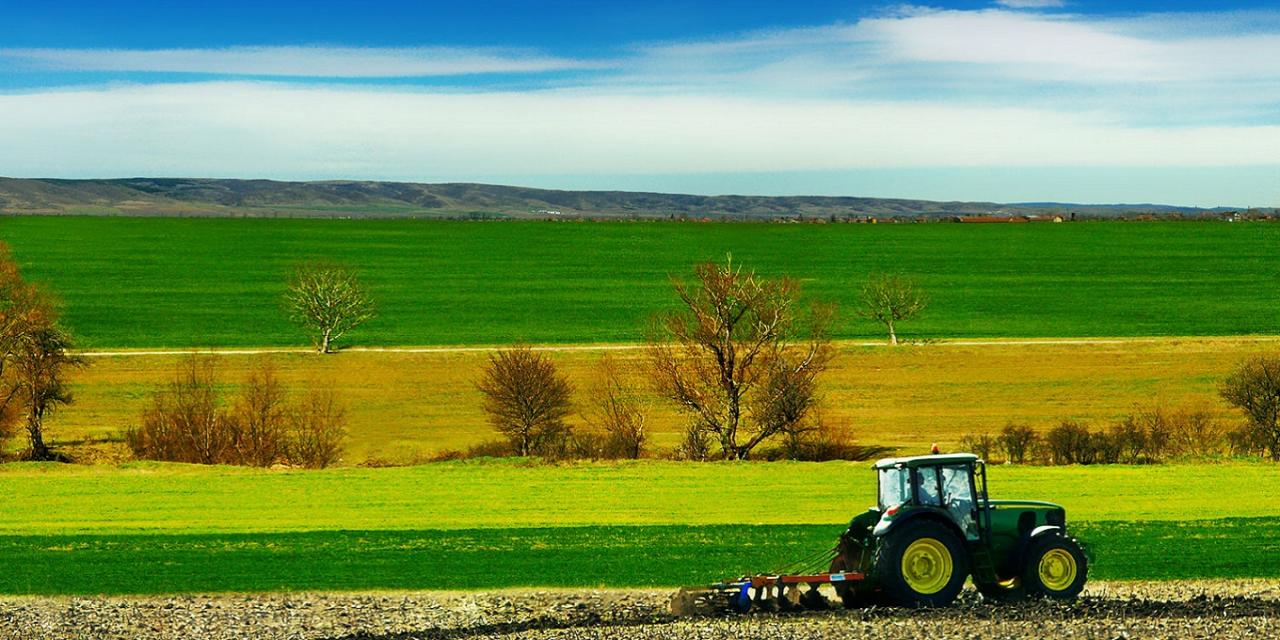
(0, 177), (1241, 220)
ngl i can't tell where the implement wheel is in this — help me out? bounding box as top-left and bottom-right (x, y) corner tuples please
(874, 520), (968, 607)
(1023, 534), (1087, 600)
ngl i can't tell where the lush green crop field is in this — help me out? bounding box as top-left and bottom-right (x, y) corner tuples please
(2, 217), (1277, 348)
(1, 461), (1276, 594)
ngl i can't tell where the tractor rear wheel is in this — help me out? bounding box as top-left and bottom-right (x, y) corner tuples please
(1022, 534), (1087, 600)
(874, 520), (968, 607)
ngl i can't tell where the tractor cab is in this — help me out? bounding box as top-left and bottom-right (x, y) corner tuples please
(874, 453), (985, 542)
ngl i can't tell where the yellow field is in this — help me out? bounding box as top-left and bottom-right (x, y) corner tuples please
(51, 337), (1276, 463)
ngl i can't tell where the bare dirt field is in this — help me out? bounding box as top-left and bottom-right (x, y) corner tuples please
(2, 581), (1276, 640)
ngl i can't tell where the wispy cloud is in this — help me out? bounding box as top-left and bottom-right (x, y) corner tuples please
(995, 0), (1066, 9)
(0, 46), (603, 77)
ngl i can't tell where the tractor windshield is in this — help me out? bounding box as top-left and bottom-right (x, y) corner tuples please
(878, 467), (910, 509)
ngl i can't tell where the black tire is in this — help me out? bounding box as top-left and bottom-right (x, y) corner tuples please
(874, 519), (968, 607)
(1022, 534), (1088, 600)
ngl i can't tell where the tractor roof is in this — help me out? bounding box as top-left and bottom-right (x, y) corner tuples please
(872, 453), (980, 469)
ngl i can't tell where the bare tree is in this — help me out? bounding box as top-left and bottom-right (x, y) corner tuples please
(284, 262), (376, 353)
(1220, 355), (1280, 461)
(233, 361), (288, 467)
(581, 355), (649, 459)
(476, 346), (574, 457)
(646, 257), (833, 460)
(287, 388), (347, 469)
(857, 273), (927, 345)
(14, 324), (85, 460)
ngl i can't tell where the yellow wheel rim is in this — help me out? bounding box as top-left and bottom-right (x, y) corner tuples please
(1038, 548), (1078, 592)
(901, 538), (953, 595)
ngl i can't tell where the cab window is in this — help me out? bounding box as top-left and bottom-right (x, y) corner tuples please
(878, 467), (910, 509)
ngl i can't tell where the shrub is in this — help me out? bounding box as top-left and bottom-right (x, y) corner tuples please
(427, 439), (514, 463)
(127, 356), (347, 468)
(1091, 428), (1122, 464)
(769, 418), (891, 462)
(231, 362), (288, 467)
(286, 388), (347, 469)
(1137, 406), (1173, 461)
(1045, 420), (1092, 465)
(580, 355), (649, 459)
(998, 423), (1037, 464)
(127, 357), (238, 465)
(1109, 415), (1147, 464)
(1169, 405), (1224, 457)
(671, 423), (712, 461)
(958, 432), (996, 461)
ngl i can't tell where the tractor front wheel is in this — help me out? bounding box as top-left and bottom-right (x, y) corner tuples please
(1022, 534), (1088, 600)
(874, 520), (968, 607)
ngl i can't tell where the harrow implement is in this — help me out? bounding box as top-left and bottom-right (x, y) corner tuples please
(670, 545), (864, 615)
(670, 570), (866, 615)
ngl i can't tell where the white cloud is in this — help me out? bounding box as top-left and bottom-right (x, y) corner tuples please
(626, 8), (1280, 88)
(995, 0), (1065, 9)
(0, 46), (602, 77)
(0, 82), (1275, 181)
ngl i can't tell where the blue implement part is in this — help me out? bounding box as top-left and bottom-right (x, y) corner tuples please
(731, 583), (753, 614)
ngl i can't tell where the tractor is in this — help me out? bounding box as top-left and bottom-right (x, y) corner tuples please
(671, 452), (1088, 614)
(828, 452), (1087, 607)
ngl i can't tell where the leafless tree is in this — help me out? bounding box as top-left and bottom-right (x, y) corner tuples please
(581, 355), (649, 459)
(857, 273), (927, 345)
(233, 361), (288, 467)
(476, 345), (574, 457)
(1220, 355), (1280, 461)
(287, 388), (347, 469)
(284, 261), (376, 353)
(646, 256), (833, 460)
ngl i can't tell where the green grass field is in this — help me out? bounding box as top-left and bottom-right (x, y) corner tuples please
(1, 461), (1277, 594)
(2, 217), (1277, 347)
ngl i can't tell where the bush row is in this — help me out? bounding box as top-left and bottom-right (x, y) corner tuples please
(960, 403), (1263, 465)
(124, 357), (346, 468)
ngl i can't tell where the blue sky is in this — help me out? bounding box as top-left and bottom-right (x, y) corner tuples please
(1, 0), (1278, 206)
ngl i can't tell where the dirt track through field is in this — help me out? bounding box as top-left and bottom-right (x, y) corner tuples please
(2, 581), (1277, 640)
(69, 335), (1280, 358)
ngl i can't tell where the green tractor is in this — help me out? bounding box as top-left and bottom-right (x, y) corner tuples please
(829, 453), (1088, 607)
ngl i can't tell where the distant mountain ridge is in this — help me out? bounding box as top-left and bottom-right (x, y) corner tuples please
(0, 177), (1240, 220)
